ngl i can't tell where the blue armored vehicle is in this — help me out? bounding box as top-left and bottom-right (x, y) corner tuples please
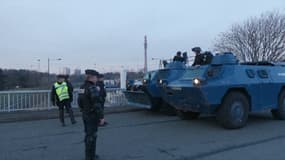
(162, 52), (285, 129)
(124, 61), (186, 112)
(143, 61), (186, 111)
(124, 70), (161, 110)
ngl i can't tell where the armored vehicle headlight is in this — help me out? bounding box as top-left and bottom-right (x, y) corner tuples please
(193, 78), (201, 85)
(158, 79), (168, 86)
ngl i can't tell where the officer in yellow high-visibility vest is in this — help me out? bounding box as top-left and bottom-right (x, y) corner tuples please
(51, 74), (76, 126)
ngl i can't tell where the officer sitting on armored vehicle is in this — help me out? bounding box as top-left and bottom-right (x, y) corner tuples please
(182, 52), (188, 64)
(162, 60), (168, 68)
(173, 51), (184, 62)
(203, 51), (214, 65)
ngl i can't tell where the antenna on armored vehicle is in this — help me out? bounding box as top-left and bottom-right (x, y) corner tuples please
(144, 35), (148, 74)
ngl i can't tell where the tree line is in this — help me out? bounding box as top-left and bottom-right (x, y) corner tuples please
(214, 11), (285, 62)
(0, 68), (143, 91)
(0, 69), (50, 90)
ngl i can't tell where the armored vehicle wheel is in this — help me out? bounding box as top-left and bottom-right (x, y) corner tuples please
(150, 98), (161, 112)
(177, 110), (200, 120)
(271, 90), (285, 120)
(217, 91), (249, 129)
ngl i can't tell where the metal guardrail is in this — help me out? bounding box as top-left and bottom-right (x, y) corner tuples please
(0, 88), (127, 112)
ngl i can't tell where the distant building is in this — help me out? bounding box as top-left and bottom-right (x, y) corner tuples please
(104, 79), (120, 88)
(74, 69), (81, 75)
(59, 67), (71, 75)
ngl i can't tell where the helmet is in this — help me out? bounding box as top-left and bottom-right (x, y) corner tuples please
(85, 69), (99, 76)
(192, 47), (201, 53)
(176, 51), (182, 55)
(57, 74), (65, 78)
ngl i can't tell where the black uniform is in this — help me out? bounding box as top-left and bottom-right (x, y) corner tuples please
(65, 79), (74, 114)
(51, 81), (76, 126)
(173, 55), (184, 62)
(182, 52), (188, 64)
(97, 81), (107, 117)
(203, 51), (213, 65)
(192, 53), (204, 66)
(192, 52), (214, 66)
(78, 80), (103, 160)
(173, 51), (184, 62)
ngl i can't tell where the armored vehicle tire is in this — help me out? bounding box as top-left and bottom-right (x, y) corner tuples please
(150, 98), (161, 112)
(217, 91), (249, 129)
(177, 110), (200, 120)
(271, 90), (285, 120)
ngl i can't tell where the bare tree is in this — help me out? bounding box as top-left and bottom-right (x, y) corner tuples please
(214, 11), (285, 62)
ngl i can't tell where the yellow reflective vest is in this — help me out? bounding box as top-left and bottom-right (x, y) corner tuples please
(54, 82), (70, 101)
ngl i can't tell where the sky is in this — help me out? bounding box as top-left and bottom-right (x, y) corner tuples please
(0, 0), (284, 73)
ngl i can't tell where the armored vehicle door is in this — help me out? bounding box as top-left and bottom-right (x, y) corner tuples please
(257, 68), (274, 109)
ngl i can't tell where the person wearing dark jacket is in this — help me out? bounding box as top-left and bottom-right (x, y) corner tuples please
(192, 47), (204, 66)
(78, 69), (104, 160)
(97, 74), (108, 126)
(173, 51), (184, 62)
(51, 74), (76, 126)
(182, 52), (188, 64)
(64, 75), (74, 113)
(203, 51), (214, 65)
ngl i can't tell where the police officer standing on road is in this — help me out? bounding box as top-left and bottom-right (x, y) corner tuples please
(97, 74), (108, 126)
(51, 74), (76, 127)
(78, 69), (104, 160)
(192, 47), (204, 66)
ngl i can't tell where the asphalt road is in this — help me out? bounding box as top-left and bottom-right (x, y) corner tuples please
(1, 110), (285, 160)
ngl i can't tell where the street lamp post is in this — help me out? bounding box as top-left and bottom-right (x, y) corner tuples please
(37, 59), (41, 72)
(151, 58), (163, 69)
(48, 58), (62, 84)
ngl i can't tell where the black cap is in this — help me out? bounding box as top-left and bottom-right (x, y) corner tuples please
(57, 74), (65, 78)
(192, 47), (201, 53)
(98, 74), (104, 78)
(85, 69), (99, 76)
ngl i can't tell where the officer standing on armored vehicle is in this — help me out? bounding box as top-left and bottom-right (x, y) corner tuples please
(78, 69), (104, 160)
(51, 74), (76, 126)
(192, 47), (204, 66)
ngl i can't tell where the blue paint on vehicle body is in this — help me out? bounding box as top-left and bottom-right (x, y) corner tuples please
(162, 53), (285, 114)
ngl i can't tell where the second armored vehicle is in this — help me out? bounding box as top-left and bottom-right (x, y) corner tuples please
(124, 61), (186, 112)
